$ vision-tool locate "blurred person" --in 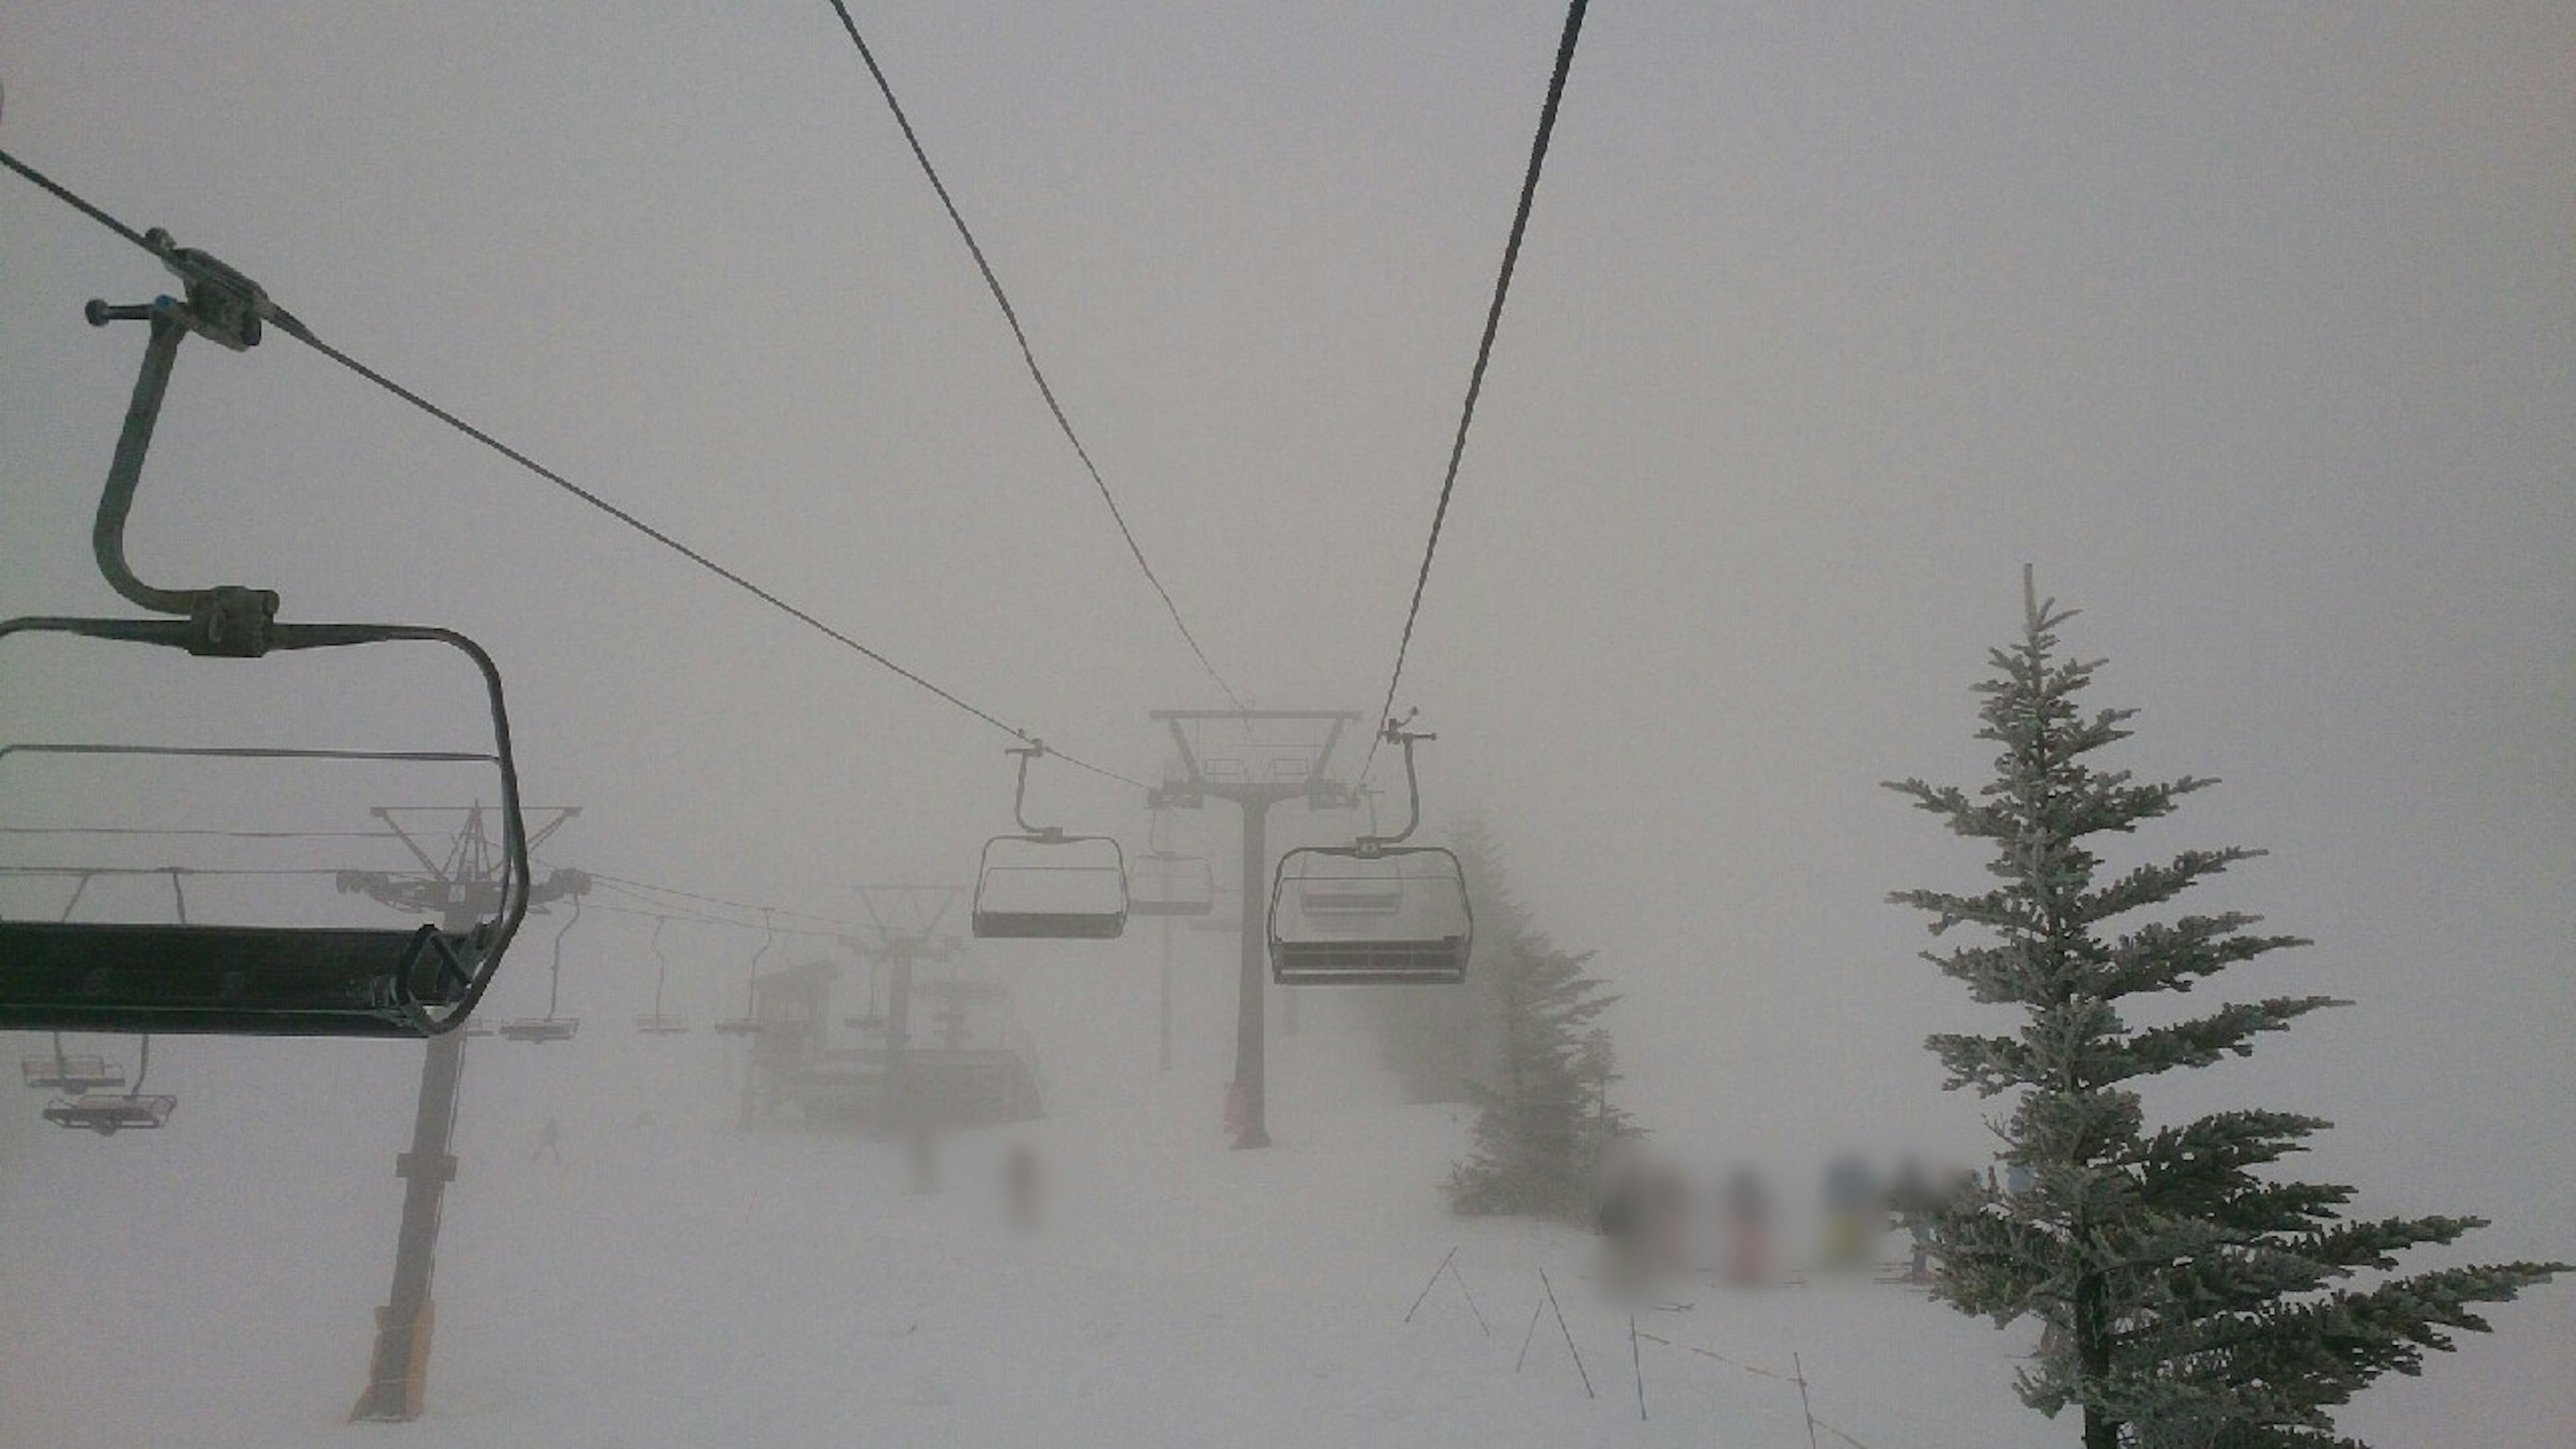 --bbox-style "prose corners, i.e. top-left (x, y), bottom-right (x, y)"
top-left (1596, 1150), bottom-right (1690, 1301)
top-left (1719, 1166), bottom-right (1772, 1287)
top-left (1818, 1155), bottom-right (1879, 1271)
